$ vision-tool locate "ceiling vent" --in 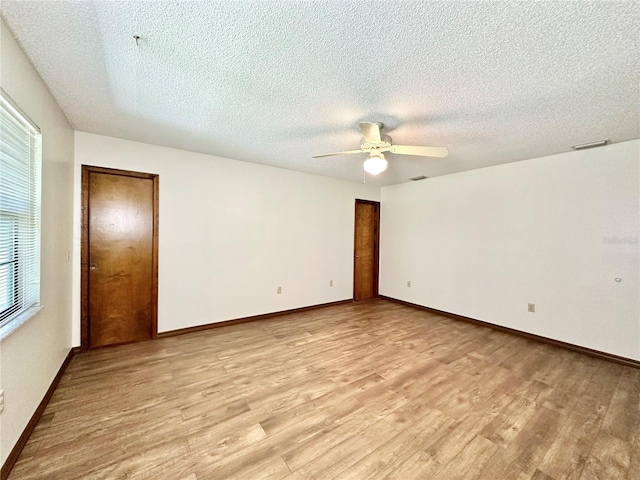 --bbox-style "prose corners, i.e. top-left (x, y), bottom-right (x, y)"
top-left (571, 139), bottom-right (609, 150)
top-left (410, 175), bottom-right (428, 181)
